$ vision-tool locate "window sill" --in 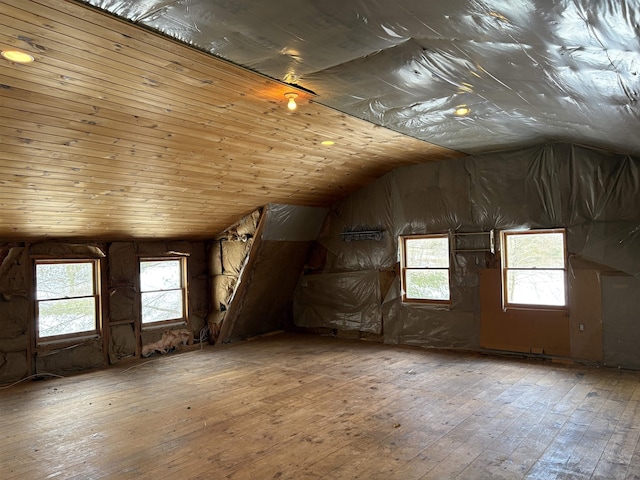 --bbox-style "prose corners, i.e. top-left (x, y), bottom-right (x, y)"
top-left (502, 304), bottom-right (568, 314)
top-left (36, 333), bottom-right (100, 349)
top-left (141, 320), bottom-right (188, 330)
top-left (402, 300), bottom-right (451, 310)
